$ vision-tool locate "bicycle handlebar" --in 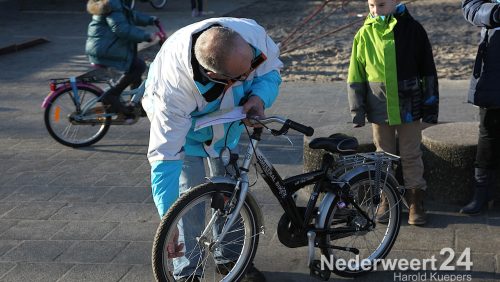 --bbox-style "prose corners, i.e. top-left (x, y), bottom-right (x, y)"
top-left (154, 20), bottom-right (167, 45)
top-left (248, 116), bottom-right (314, 137)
